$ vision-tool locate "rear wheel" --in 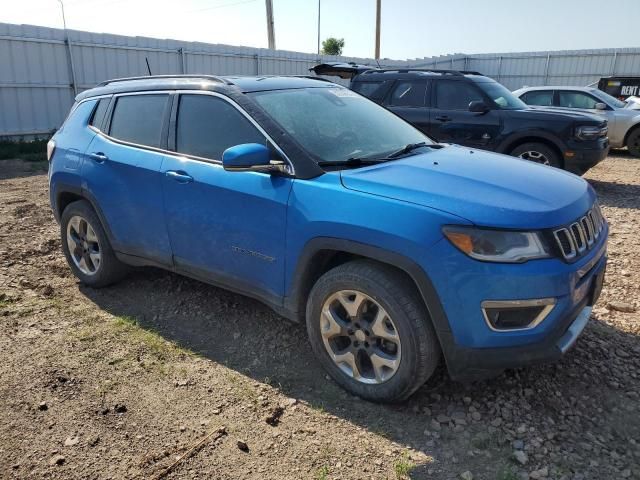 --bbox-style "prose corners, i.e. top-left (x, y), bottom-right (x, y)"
top-left (510, 142), bottom-right (561, 168)
top-left (306, 260), bottom-right (441, 403)
top-left (626, 128), bottom-right (640, 157)
top-left (61, 200), bottom-right (128, 287)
